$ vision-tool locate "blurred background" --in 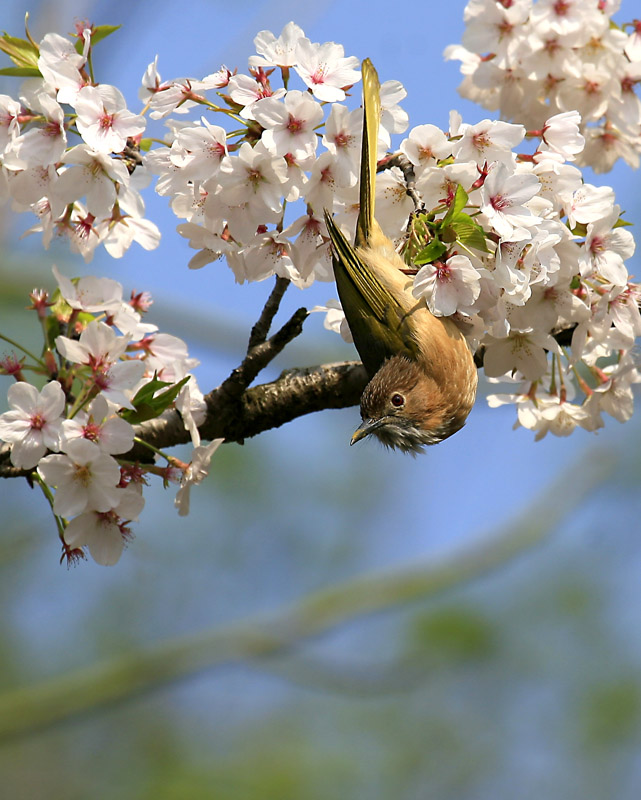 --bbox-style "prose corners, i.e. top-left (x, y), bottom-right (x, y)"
top-left (1, 0), bottom-right (641, 798)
